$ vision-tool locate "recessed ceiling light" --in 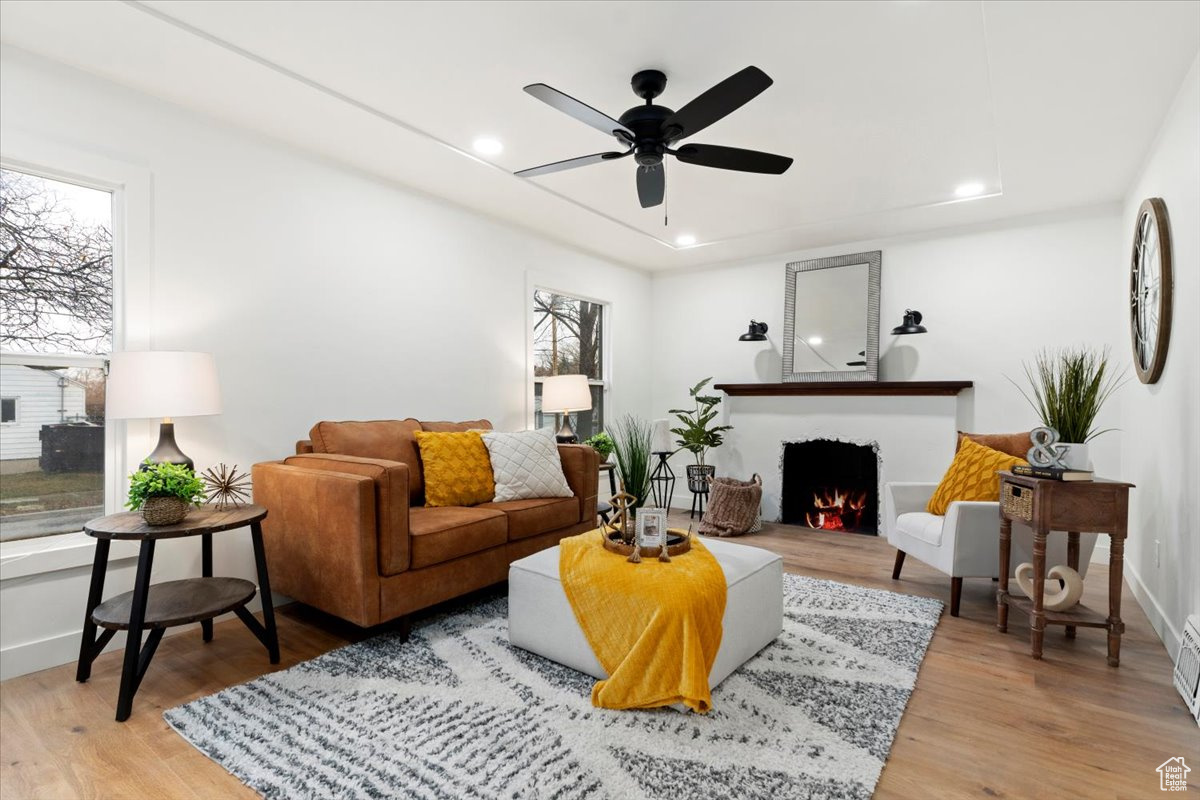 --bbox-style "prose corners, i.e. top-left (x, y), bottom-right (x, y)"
top-left (807, 336), bottom-right (823, 345)
top-left (954, 181), bottom-right (986, 199)
top-left (472, 136), bottom-right (503, 156)
top-left (675, 234), bottom-right (697, 247)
